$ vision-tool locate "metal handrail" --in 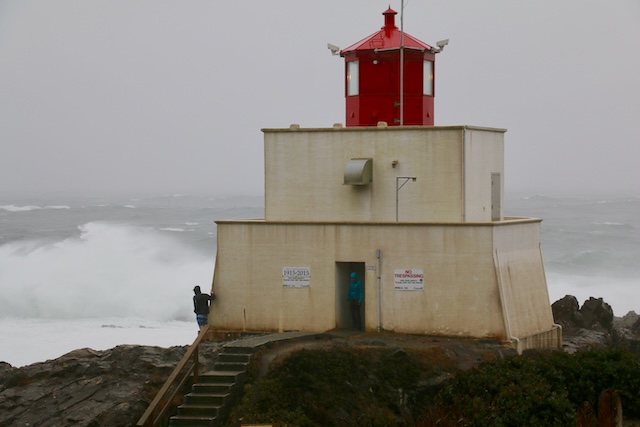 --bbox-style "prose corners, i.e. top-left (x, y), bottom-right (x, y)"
top-left (136, 324), bottom-right (211, 427)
